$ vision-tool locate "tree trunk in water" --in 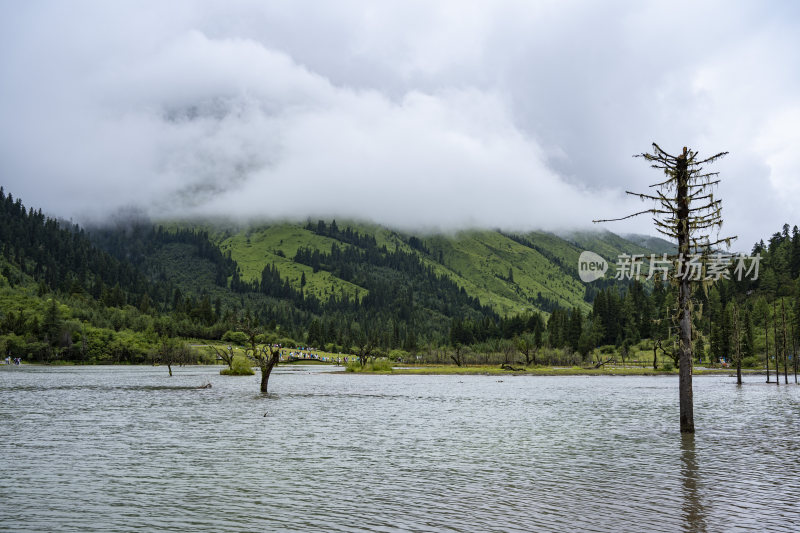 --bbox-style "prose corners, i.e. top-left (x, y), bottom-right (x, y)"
top-left (736, 356), bottom-right (741, 385)
top-left (792, 321), bottom-right (798, 384)
top-left (765, 310), bottom-right (770, 383)
top-left (773, 301), bottom-right (780, 386)
top-left (168, 363), bottom-right (172, 377)
top-left (708, 315), bottom-right (713, 367)
top-left (260, 361), bottom-right (276, 393)
top-left (781, 299), bottom-right (789, 384)
top-left (675, 151), bottom-right (694, 433)
top-left (678, 276), bottom-right (694, 432)
top-left (653, 340), bottom-right (659, 370)
top-left (733, 304), bottom-right (741, 386)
